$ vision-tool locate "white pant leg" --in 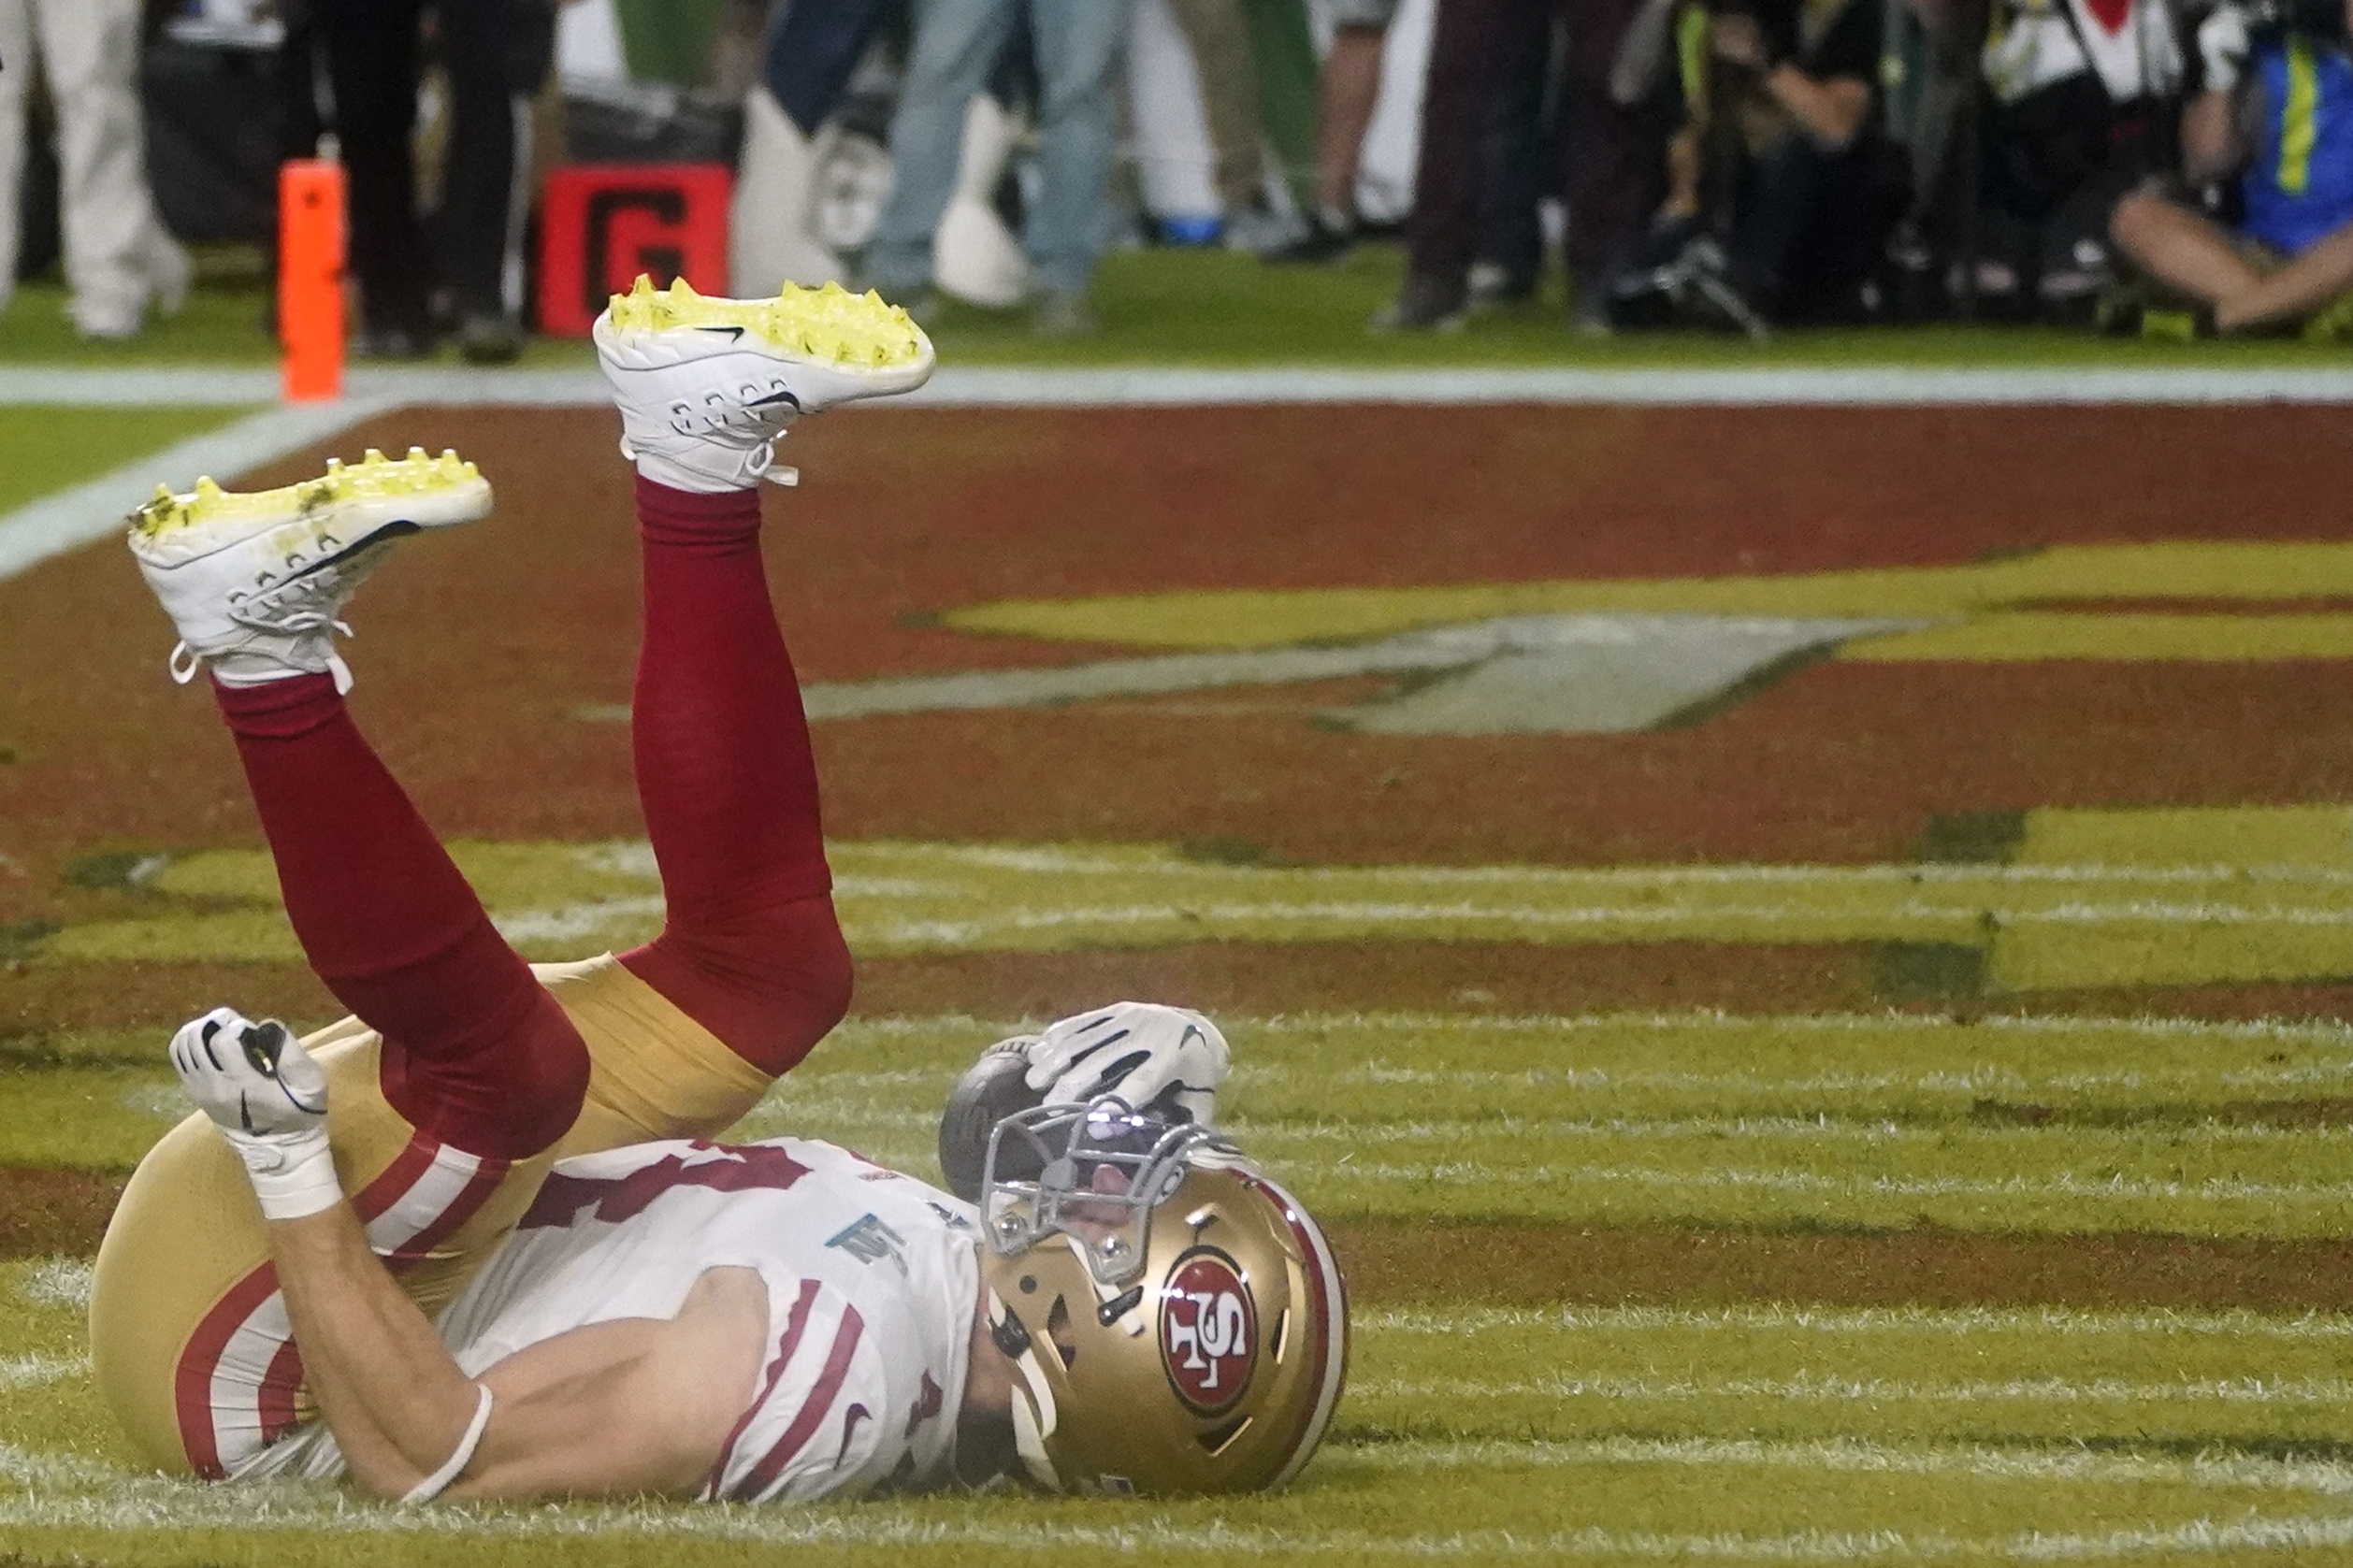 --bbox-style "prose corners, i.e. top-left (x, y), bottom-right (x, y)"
top-left (36, 0), bottom-right (180, 333)
top-left (0, 0), bottom-right (31, 321)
